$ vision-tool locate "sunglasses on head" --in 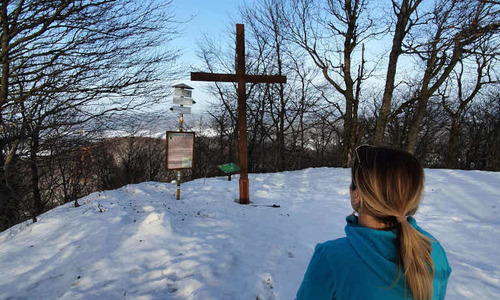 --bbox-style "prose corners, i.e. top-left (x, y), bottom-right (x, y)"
top-left (354, 144), bottom-right (371, 166)
top-left (351, 145), bottom-right (372, 190)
